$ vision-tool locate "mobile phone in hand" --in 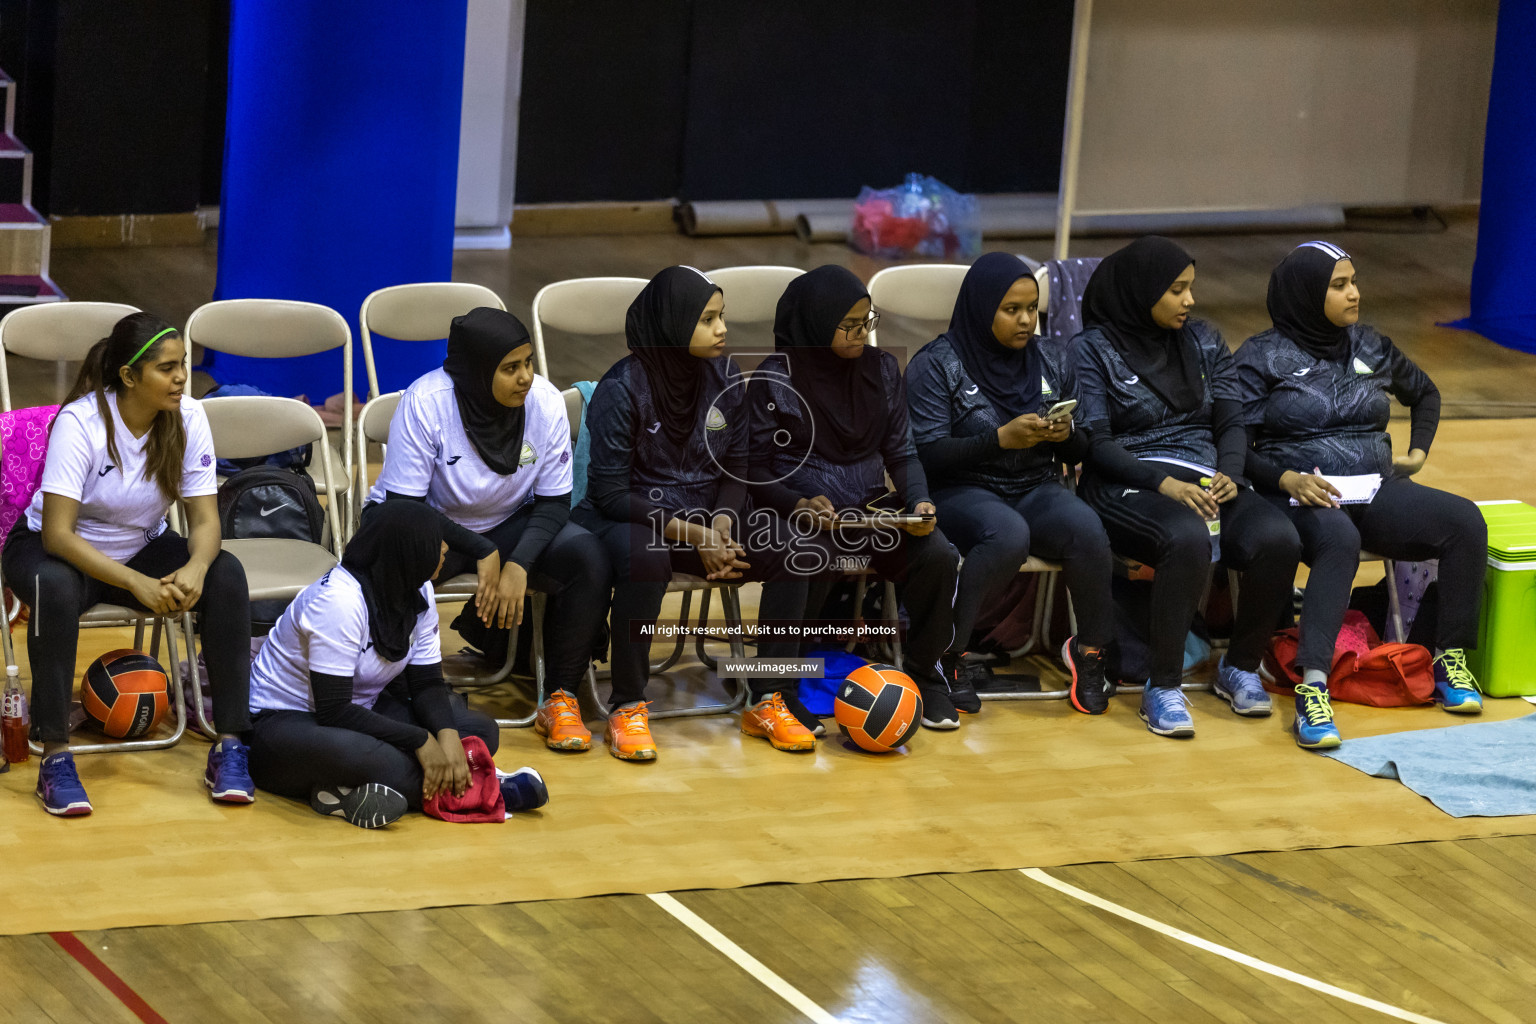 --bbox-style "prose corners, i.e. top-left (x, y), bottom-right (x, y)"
top-left (1045, 399), bottom-right (1077, 421)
